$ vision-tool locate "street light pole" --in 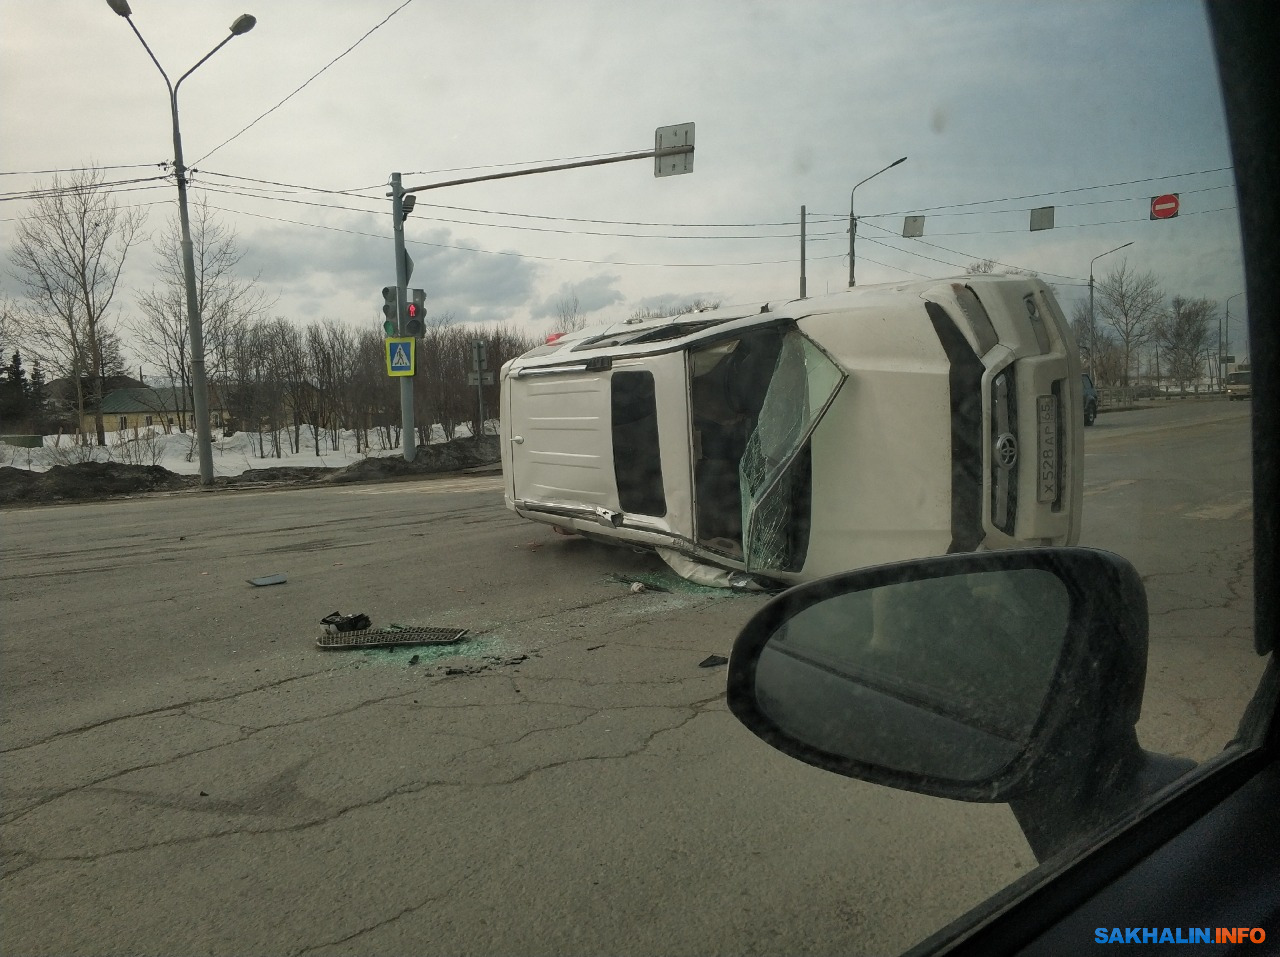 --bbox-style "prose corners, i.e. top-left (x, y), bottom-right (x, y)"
top-left (1088, 241), bottom-right (1134, 378)
top-left (107, 2), bottom-right (256, 487)
top-left (848, 156), bottom-right (907, 287)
